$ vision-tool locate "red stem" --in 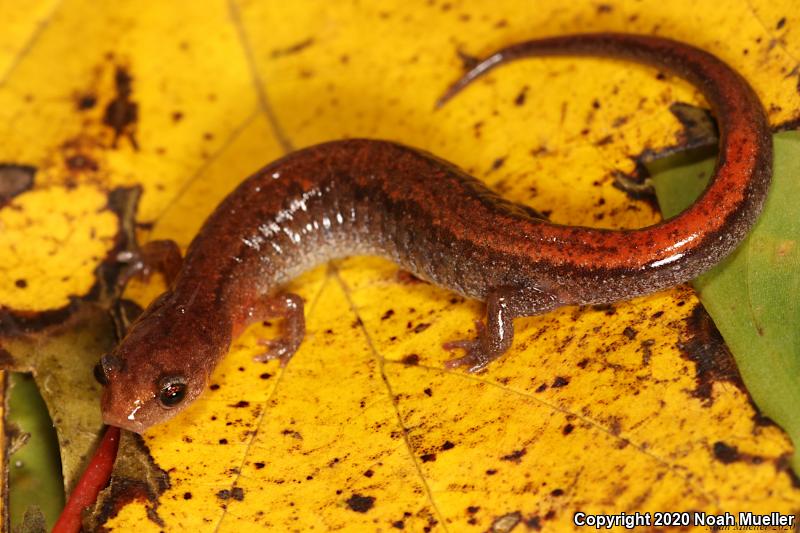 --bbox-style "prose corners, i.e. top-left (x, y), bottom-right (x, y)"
top-left (52, 425), bottom-right (120, 533)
